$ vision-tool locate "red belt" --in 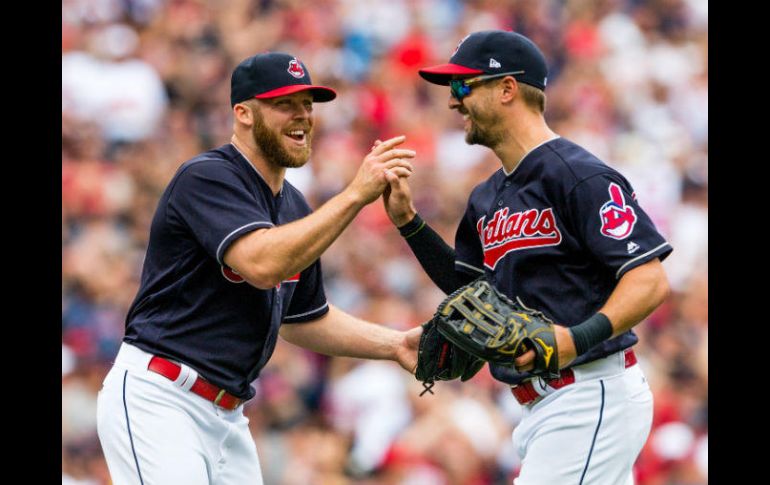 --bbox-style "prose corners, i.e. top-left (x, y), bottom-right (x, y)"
top-left (148, 356), bottom-right (243, 410)
top-left (511, 349), bottom-right (637, 405)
